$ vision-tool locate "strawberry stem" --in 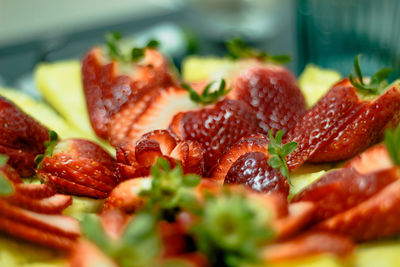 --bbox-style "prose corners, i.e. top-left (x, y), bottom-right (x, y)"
top-left (349, 54), bottom-right (392, 95)
top-left (384, 124), bottom-right (400, 166)
top-left (225, 38), bottom-right (291, 64)
top-left (267, 129), bottom-right (297, 179)
top-left (182, 79), bottom-right (231, 106)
